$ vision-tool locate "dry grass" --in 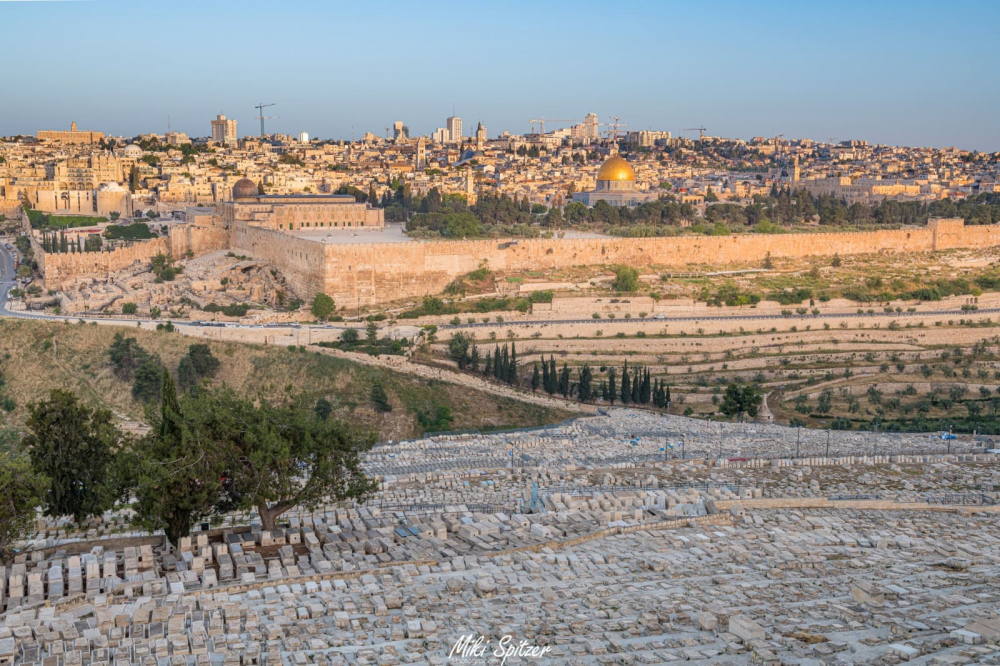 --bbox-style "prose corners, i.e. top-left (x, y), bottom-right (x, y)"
top-left (0, 319), bottom-right (570, 440)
